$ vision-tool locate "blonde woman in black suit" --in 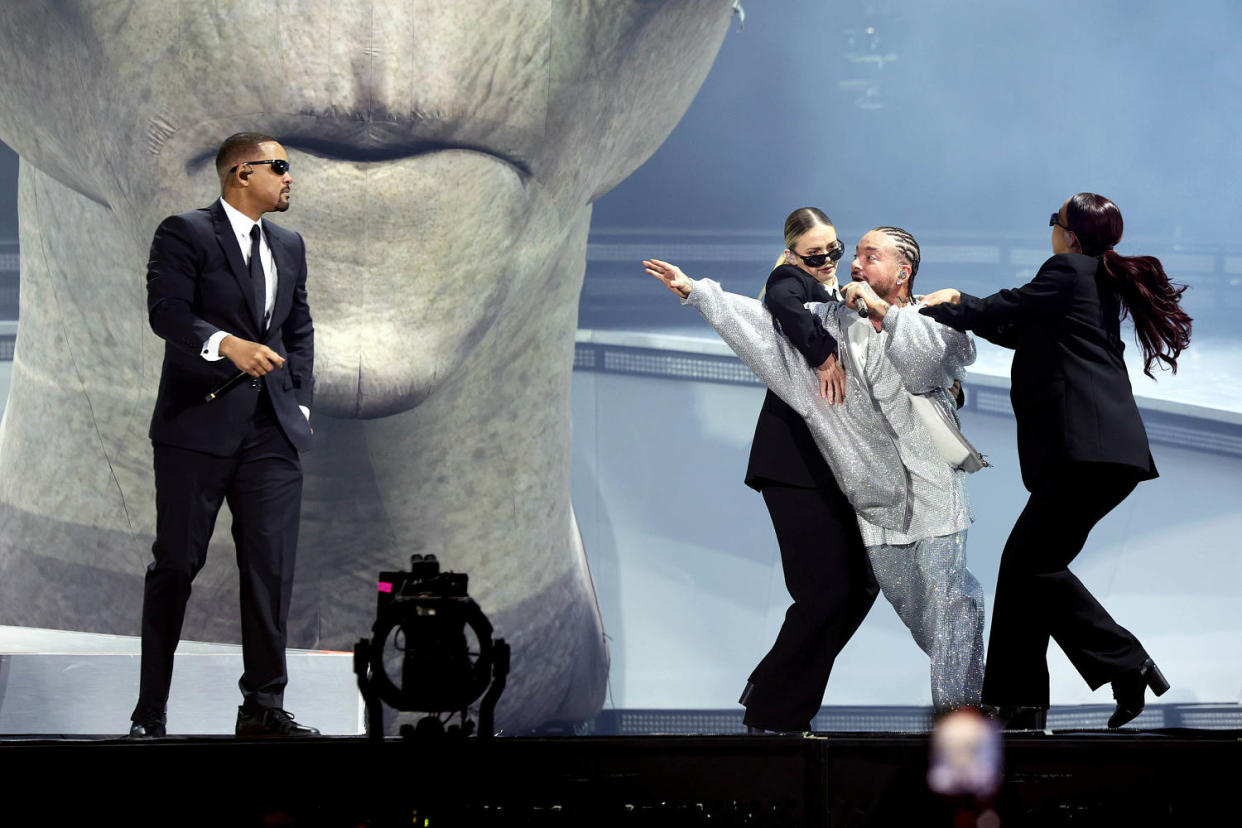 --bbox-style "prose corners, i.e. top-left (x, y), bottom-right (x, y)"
top-left (703, 207), bottom-right (878, 733)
